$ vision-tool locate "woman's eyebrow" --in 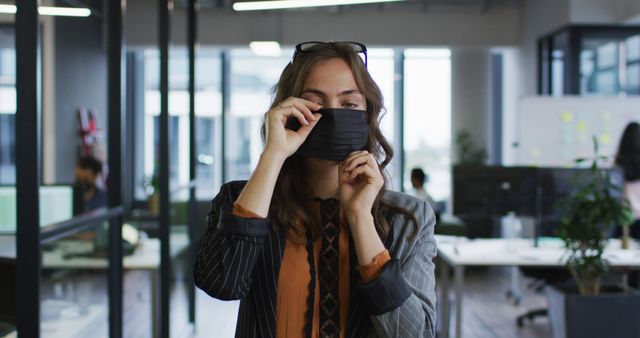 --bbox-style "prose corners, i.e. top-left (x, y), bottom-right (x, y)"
top-left (301, 88), bottom-right (363, 97)
top-left (338, 89), bottom-right (363, 96)
top-left (301, 88), bottom-right (326, 96)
